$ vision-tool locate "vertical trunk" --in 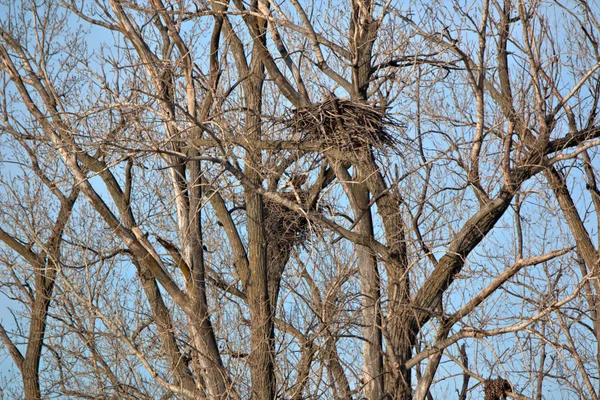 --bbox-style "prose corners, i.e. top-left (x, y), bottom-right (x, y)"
top-left (384, 318), bottom-right (415, 400)
top-left (244, 34), bottom-right (276, 396)
top-left (330, 161), bottom-right (384, 398)
top-left (354, 173), bottom-right (384, 400)
top-left (353, 152), bottom-right (412, 399)
top-left (186, 150), bottom-right (231, 398)
top-left (349, 0), bottom-right (410, 379)
top-left (535, 325), bottom-right (547, 400)
top-left (22, 279), bottom-right (51, 400)
top-left (246, 188), bottom-right (276, 399)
